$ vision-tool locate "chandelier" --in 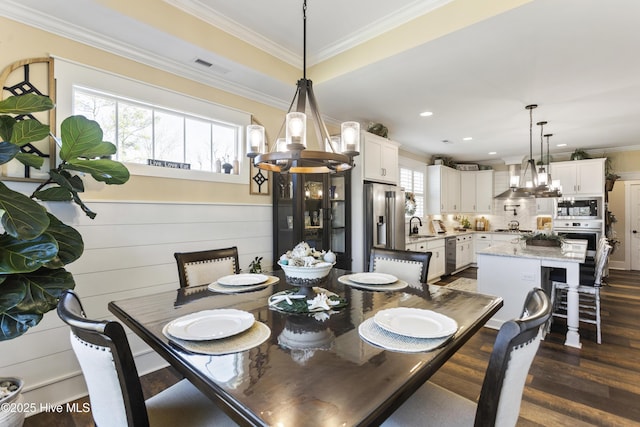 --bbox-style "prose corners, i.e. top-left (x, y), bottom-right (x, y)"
top-left (246, 0), bottom-right (360, 174)
top-left (496, 104), bottom-right (561, 199)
